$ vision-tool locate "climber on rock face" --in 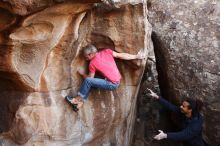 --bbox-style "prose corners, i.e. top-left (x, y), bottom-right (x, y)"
top-left (147, 88), bottom-right (205, 146)
top-left (65, 44), bottom-right (145, 110)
